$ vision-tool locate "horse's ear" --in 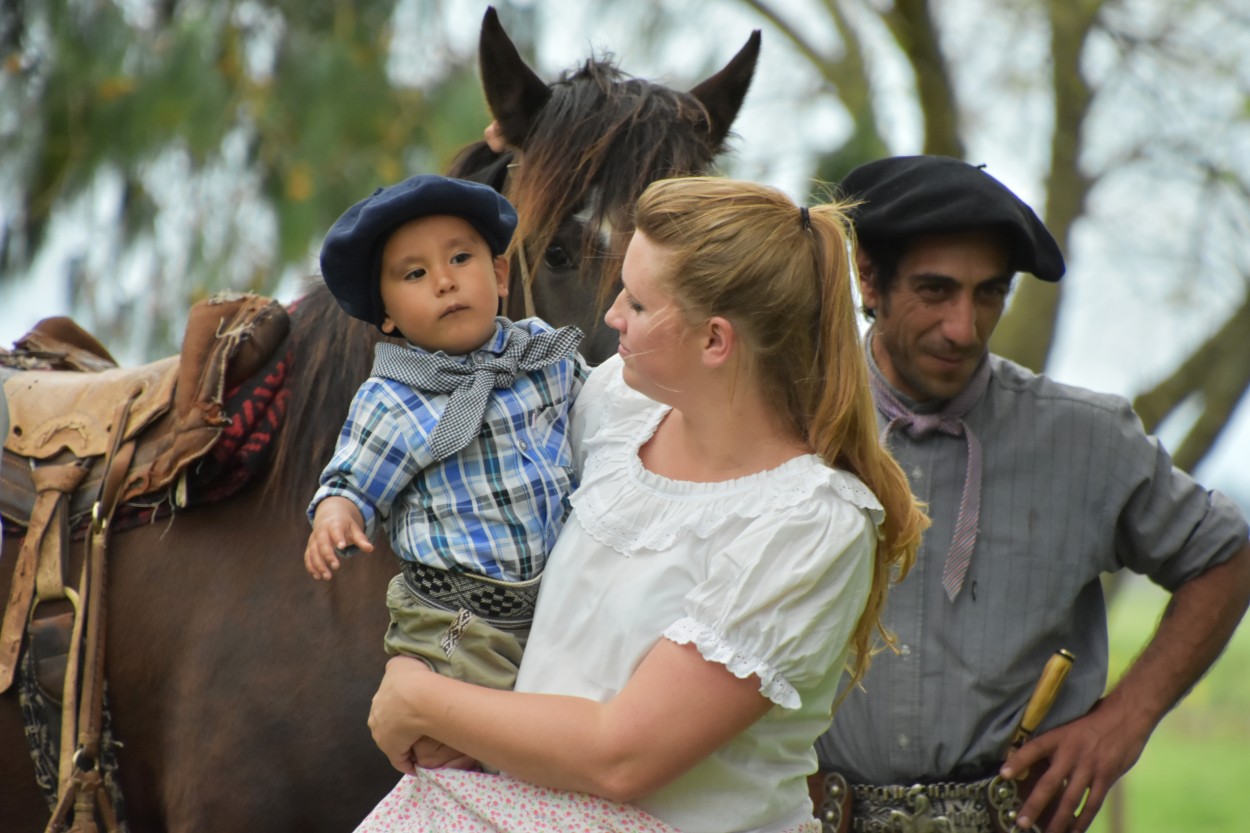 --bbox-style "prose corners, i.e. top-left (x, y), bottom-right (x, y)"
top-left (689, 30), bottom-right (762, 150)
top-left (479, 6), bottom-right (551, 149)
